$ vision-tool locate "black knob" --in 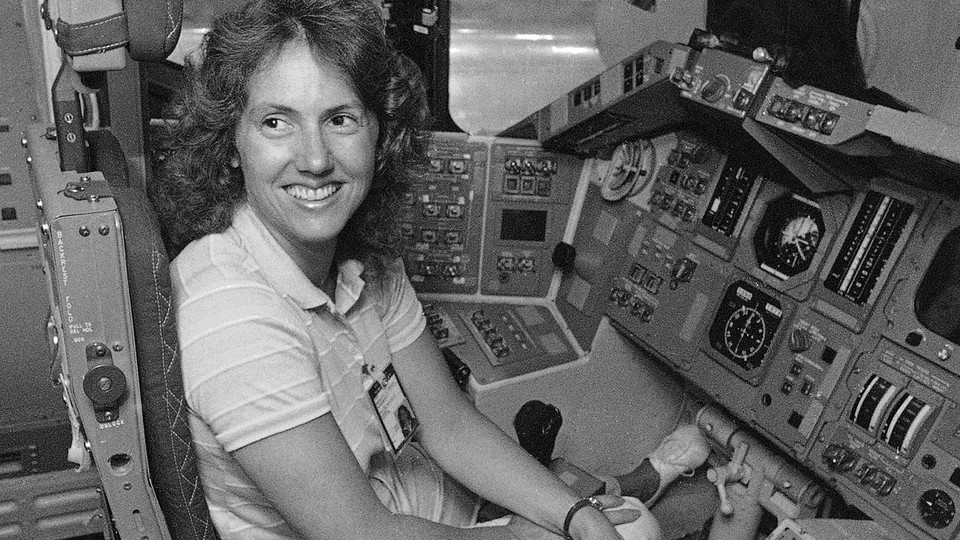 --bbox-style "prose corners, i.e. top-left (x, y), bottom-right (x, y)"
top-left (514, 400), bottom-right (562, 466)
top-left (82, 364), bottom-right (128, 409)
top-left (552, 242), bottom-right (576, 269)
